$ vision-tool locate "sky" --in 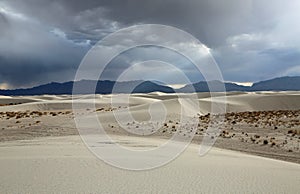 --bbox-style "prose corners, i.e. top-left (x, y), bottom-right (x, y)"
top-left (0, 0), bottom-right (300, 89)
